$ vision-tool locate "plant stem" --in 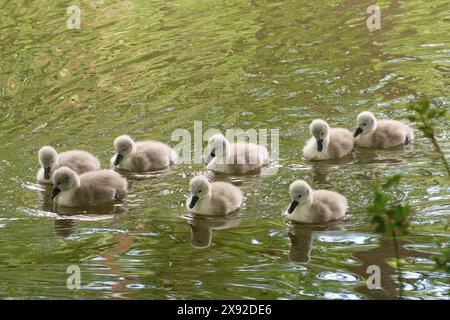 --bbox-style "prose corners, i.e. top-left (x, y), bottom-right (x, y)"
top-left (430, 135), bottom-right (450, 176)
top-left (421, 117), bottom-right (450, 176)
top-left (392, 231), bottom-right (403, 299)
